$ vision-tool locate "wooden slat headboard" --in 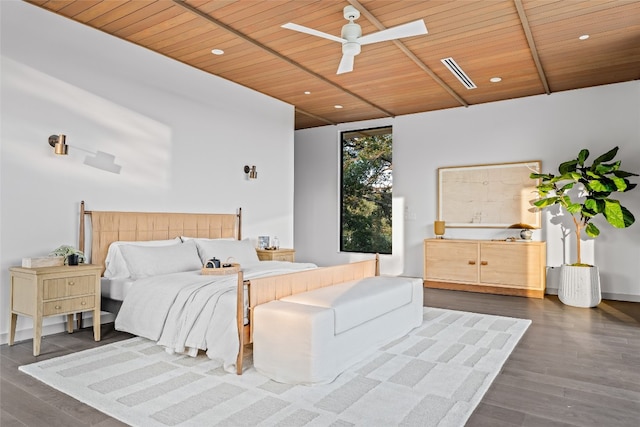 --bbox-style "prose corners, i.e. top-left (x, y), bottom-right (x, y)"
top-left (79, 201), bottom-right (241, 274)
